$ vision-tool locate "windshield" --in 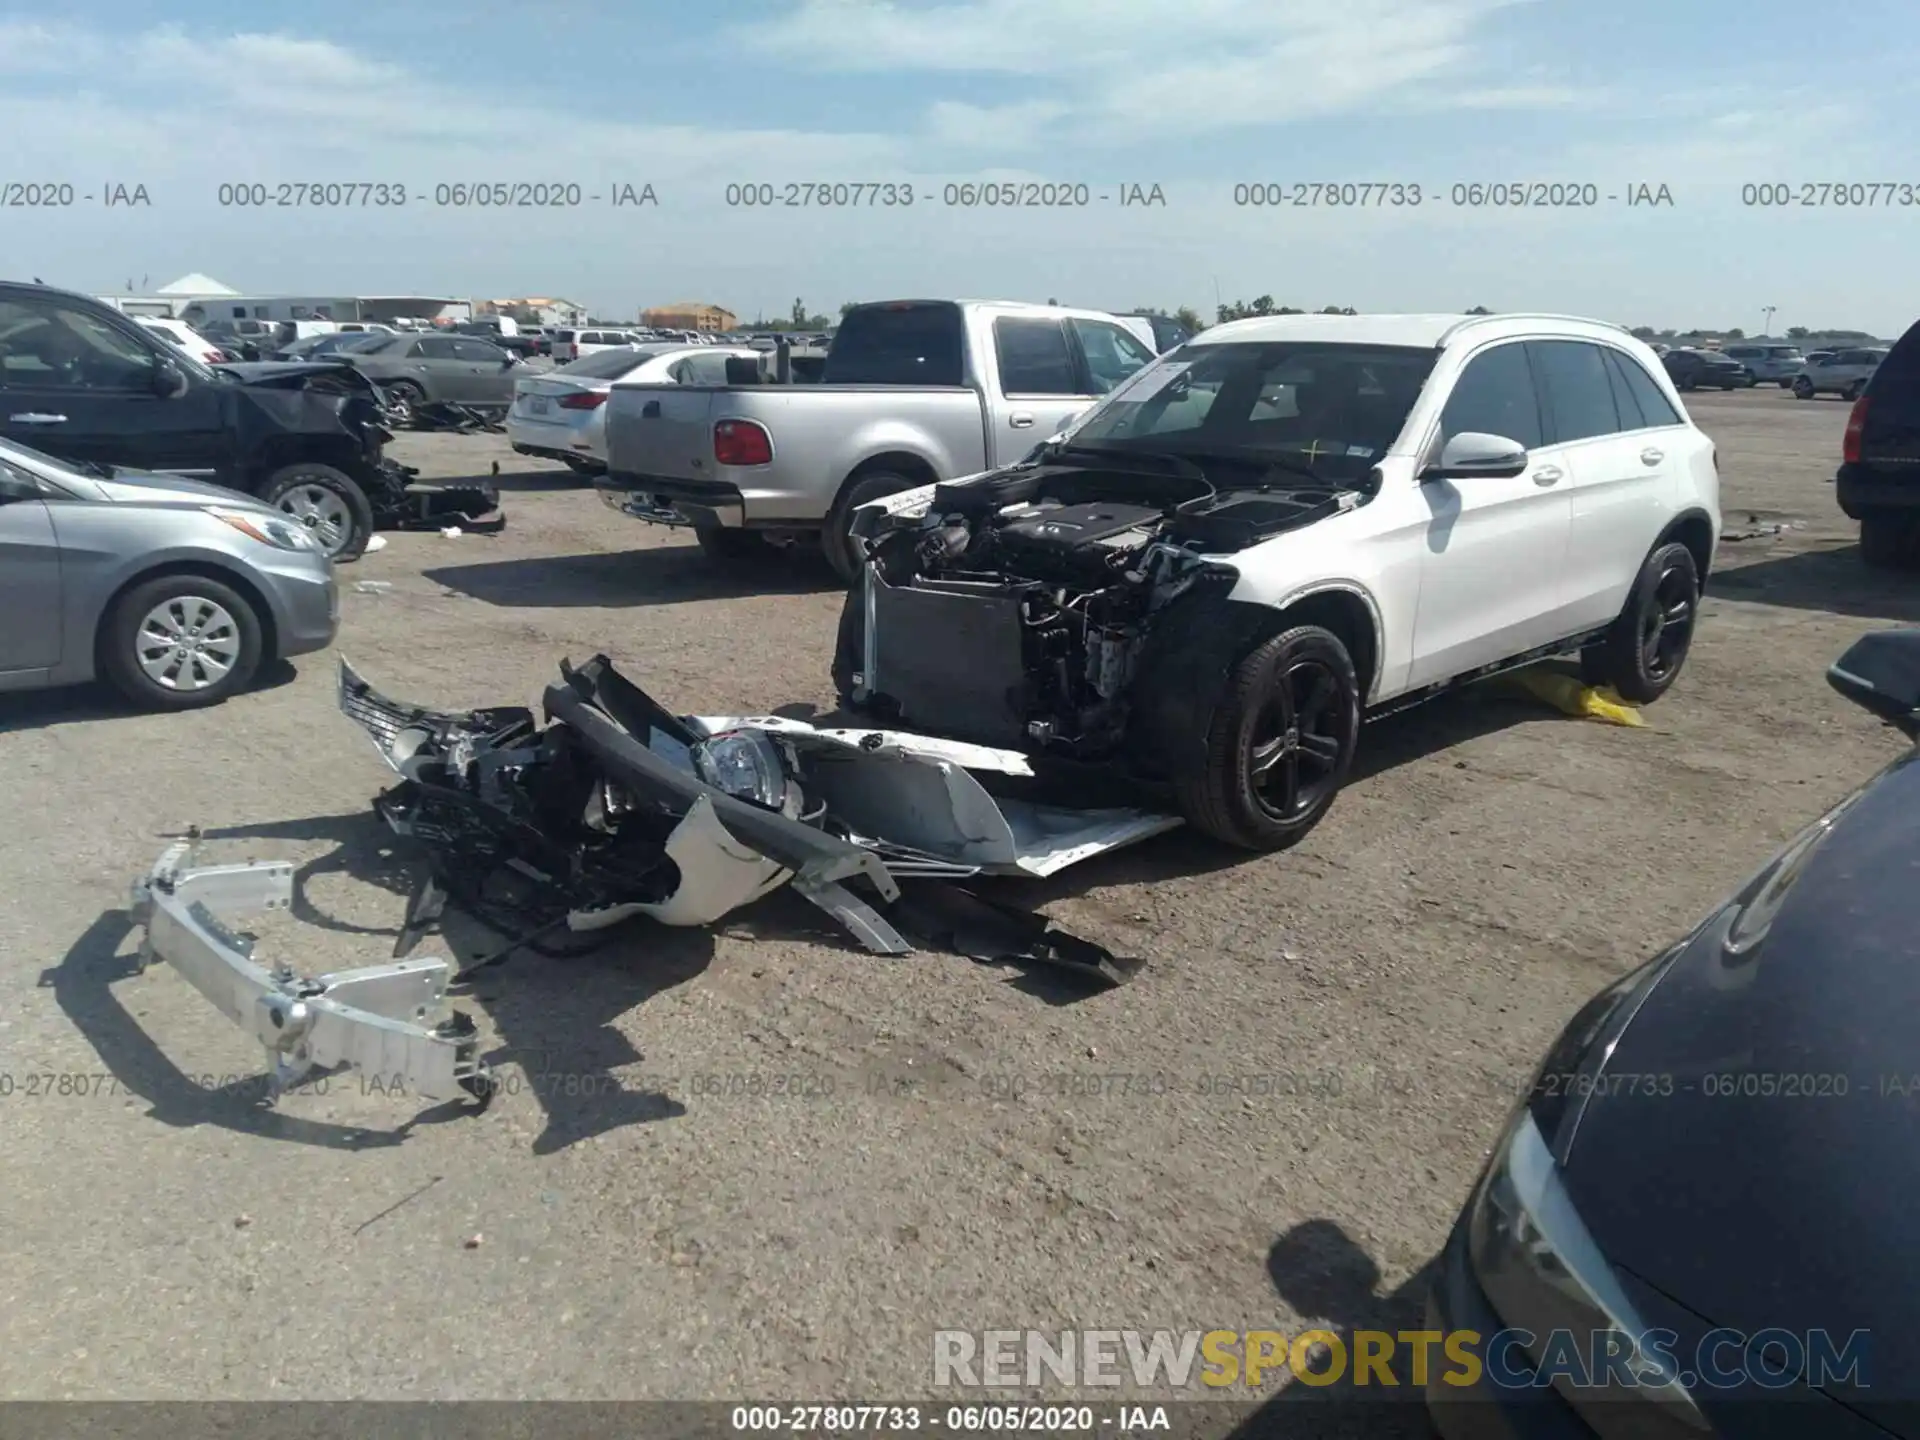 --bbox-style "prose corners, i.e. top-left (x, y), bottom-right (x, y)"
top-left (0, 434), bottom-right (105, 487)
top-left (1060, 341), bottom-right (1439, 477)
